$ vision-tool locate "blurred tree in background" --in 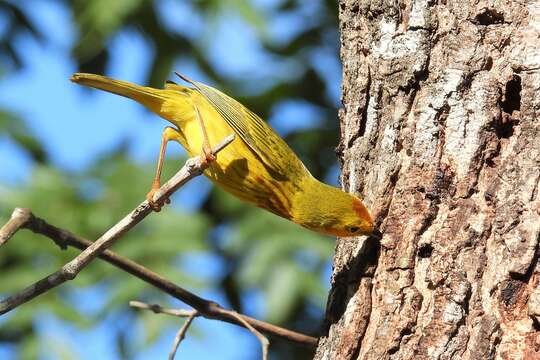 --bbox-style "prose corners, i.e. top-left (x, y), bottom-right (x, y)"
top-left (0, 0), bottom-right (341, 359)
